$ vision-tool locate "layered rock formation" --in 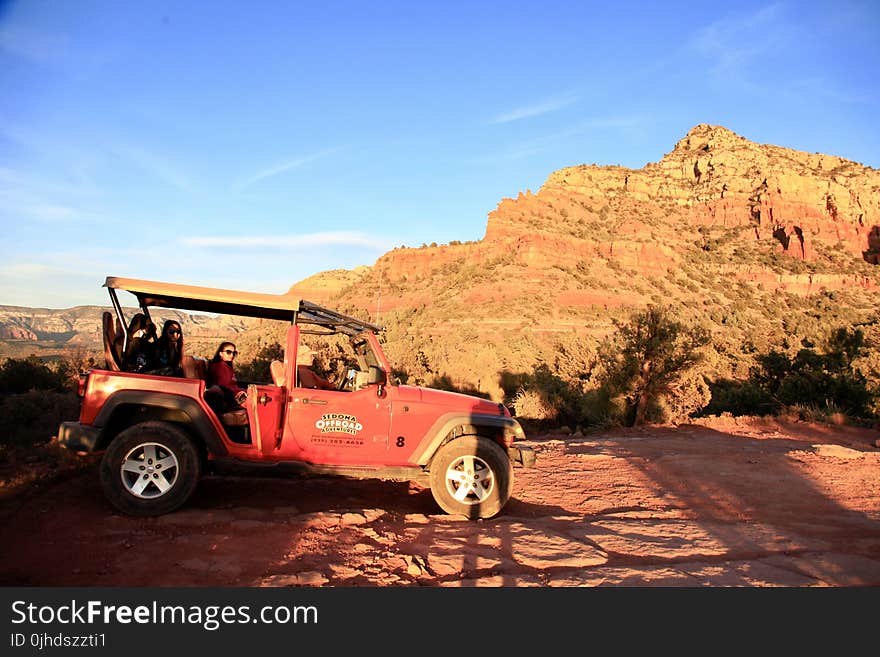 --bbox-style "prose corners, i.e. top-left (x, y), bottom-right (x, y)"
top-left (285, 125), bottom-right (879, 322)
top-left (534, 124), bottom-right (880, 263)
